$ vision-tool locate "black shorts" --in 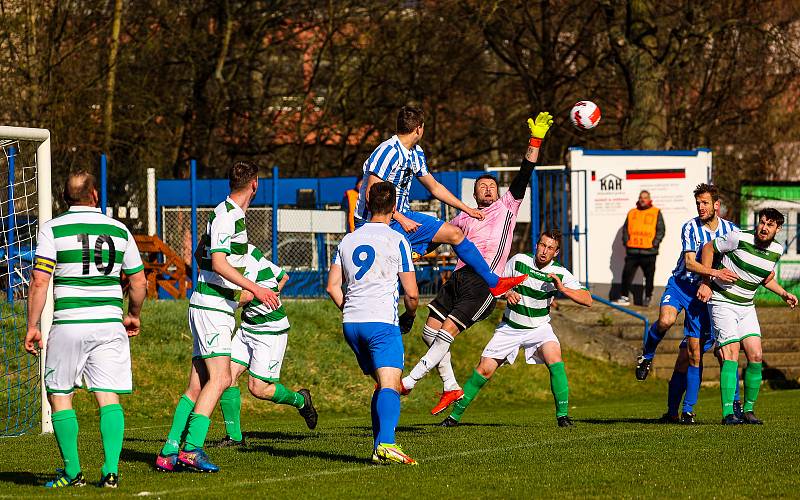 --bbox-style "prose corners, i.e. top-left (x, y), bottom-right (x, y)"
top-left (428, 267), bottom-right (497, 332)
